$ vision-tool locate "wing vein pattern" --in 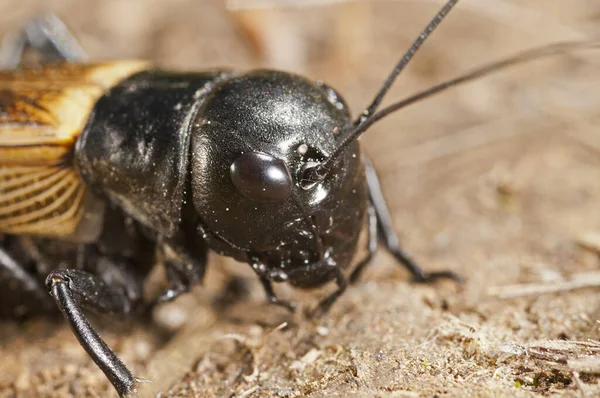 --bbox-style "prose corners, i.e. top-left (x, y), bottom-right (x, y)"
top-left (0, 61), bottom-right (150, 237)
